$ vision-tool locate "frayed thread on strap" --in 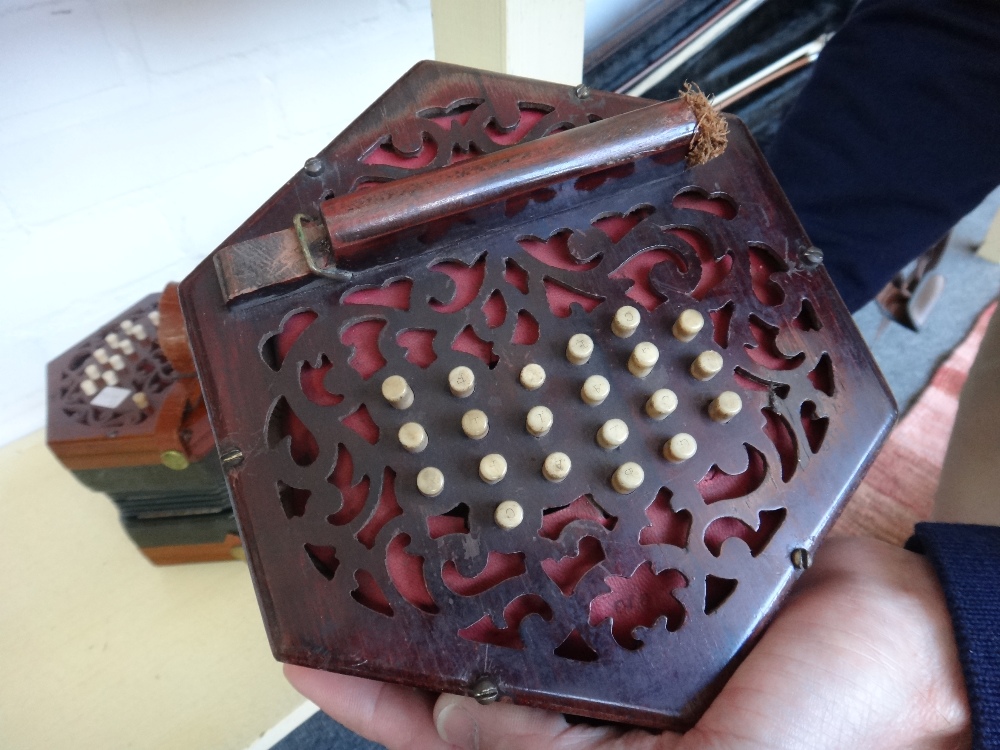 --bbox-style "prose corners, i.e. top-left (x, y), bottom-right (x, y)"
top-left (681, 82), bottom-right (728, 167)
